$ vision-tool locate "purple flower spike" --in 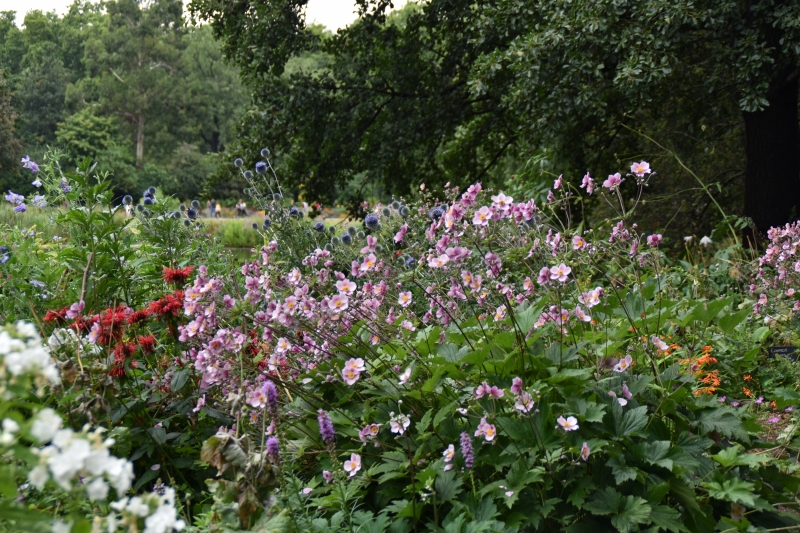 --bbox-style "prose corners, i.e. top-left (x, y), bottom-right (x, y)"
top-left (318, 409), bottom-right (335, 444)
top-left (266, 436), bottom-right (281, 460)
top-left (460, 432), bottom-right (474, 469)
